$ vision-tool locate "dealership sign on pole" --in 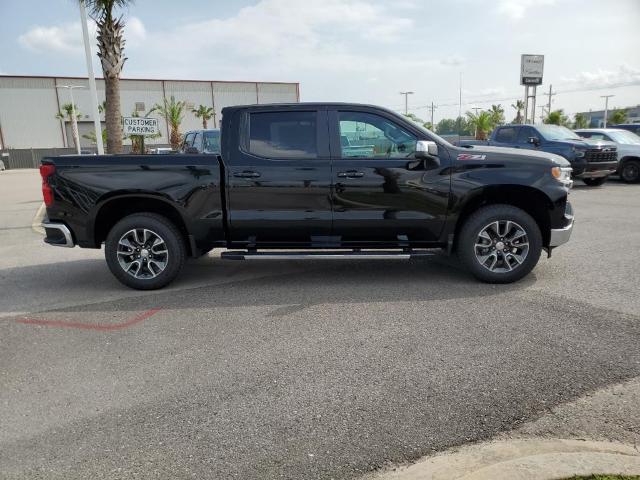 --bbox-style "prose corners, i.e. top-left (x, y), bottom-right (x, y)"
top-left (520, 54), bottom-right (544, 86)
top-left (123, 117), bottom-right (159, 136)
top-left (520, 54), bottom-right (544, 125)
